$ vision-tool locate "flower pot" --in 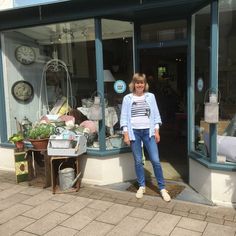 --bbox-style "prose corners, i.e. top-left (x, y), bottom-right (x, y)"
top-left (29, 138), bottom-right (49, 150)
top-left (15, 141), bottom-right (24, 152)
